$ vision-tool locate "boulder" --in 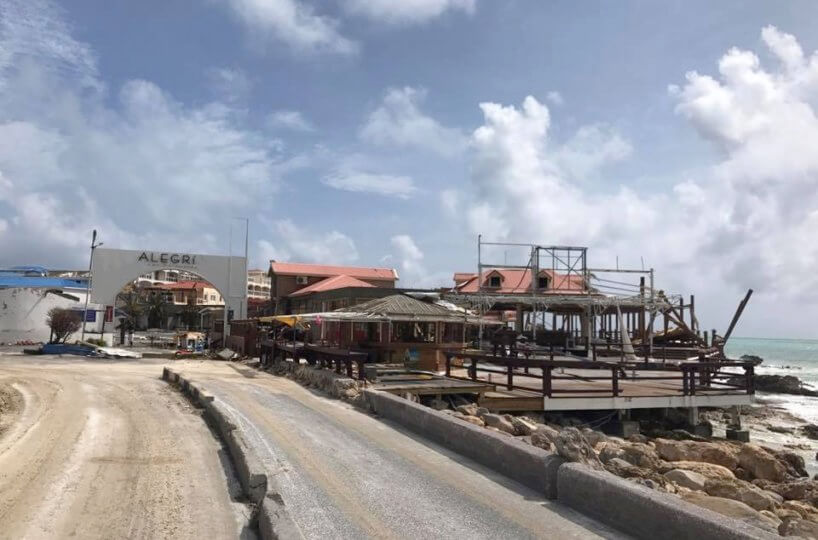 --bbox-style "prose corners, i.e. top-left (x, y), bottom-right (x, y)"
top-left (460, 415), bottom-right (485, 427)
top-left (658, 460), bottom-right (736, 480)
top-left (778, 450), bottom-right (809, 478)
top-left (597, 441), bottom-right (626, 464)
top-left (654, 438), bottom-right (739, 470)
top-left (608, 458), bottom-right (634, 470)
top-left (533, 423), bottom-right (561, 442)
top-left (780, 517), bottom-right (818, 538)
top-left (456, 403), bottom-right (479, 416)
top-left (553, 427), bottom-right (604, 470)
top-left (782, 500), bottom-right (818, 522)
top-left (482, 413), bottom-right (516, 435)
top-left (704, 478), bottom-right (782, 511)
top-left (664, 469), bottom-right (707, 491)
top-left (739, 444), bottom-right (790, 482)
top-left (619, 442), bottom-right (662, 470)
top-left (485, 426), bottom-right (513, 437)
top-left (530, 431), bottom-right (554, 451)
top-left (681, 492), bottom-right (781, 532)
top-left (580, 428), bottom-right (608, 448)
top-left (510, 416), bottom-right (539, 436)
